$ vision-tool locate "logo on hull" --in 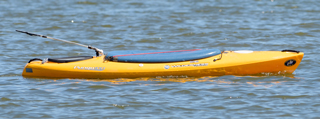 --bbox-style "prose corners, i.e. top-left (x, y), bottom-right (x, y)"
top-left (284, 59), bottom-right (296, 66)
top-left (74, 66), bottom-right (105, 71)
top-left (164, 63), bottom-right (208, 69)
